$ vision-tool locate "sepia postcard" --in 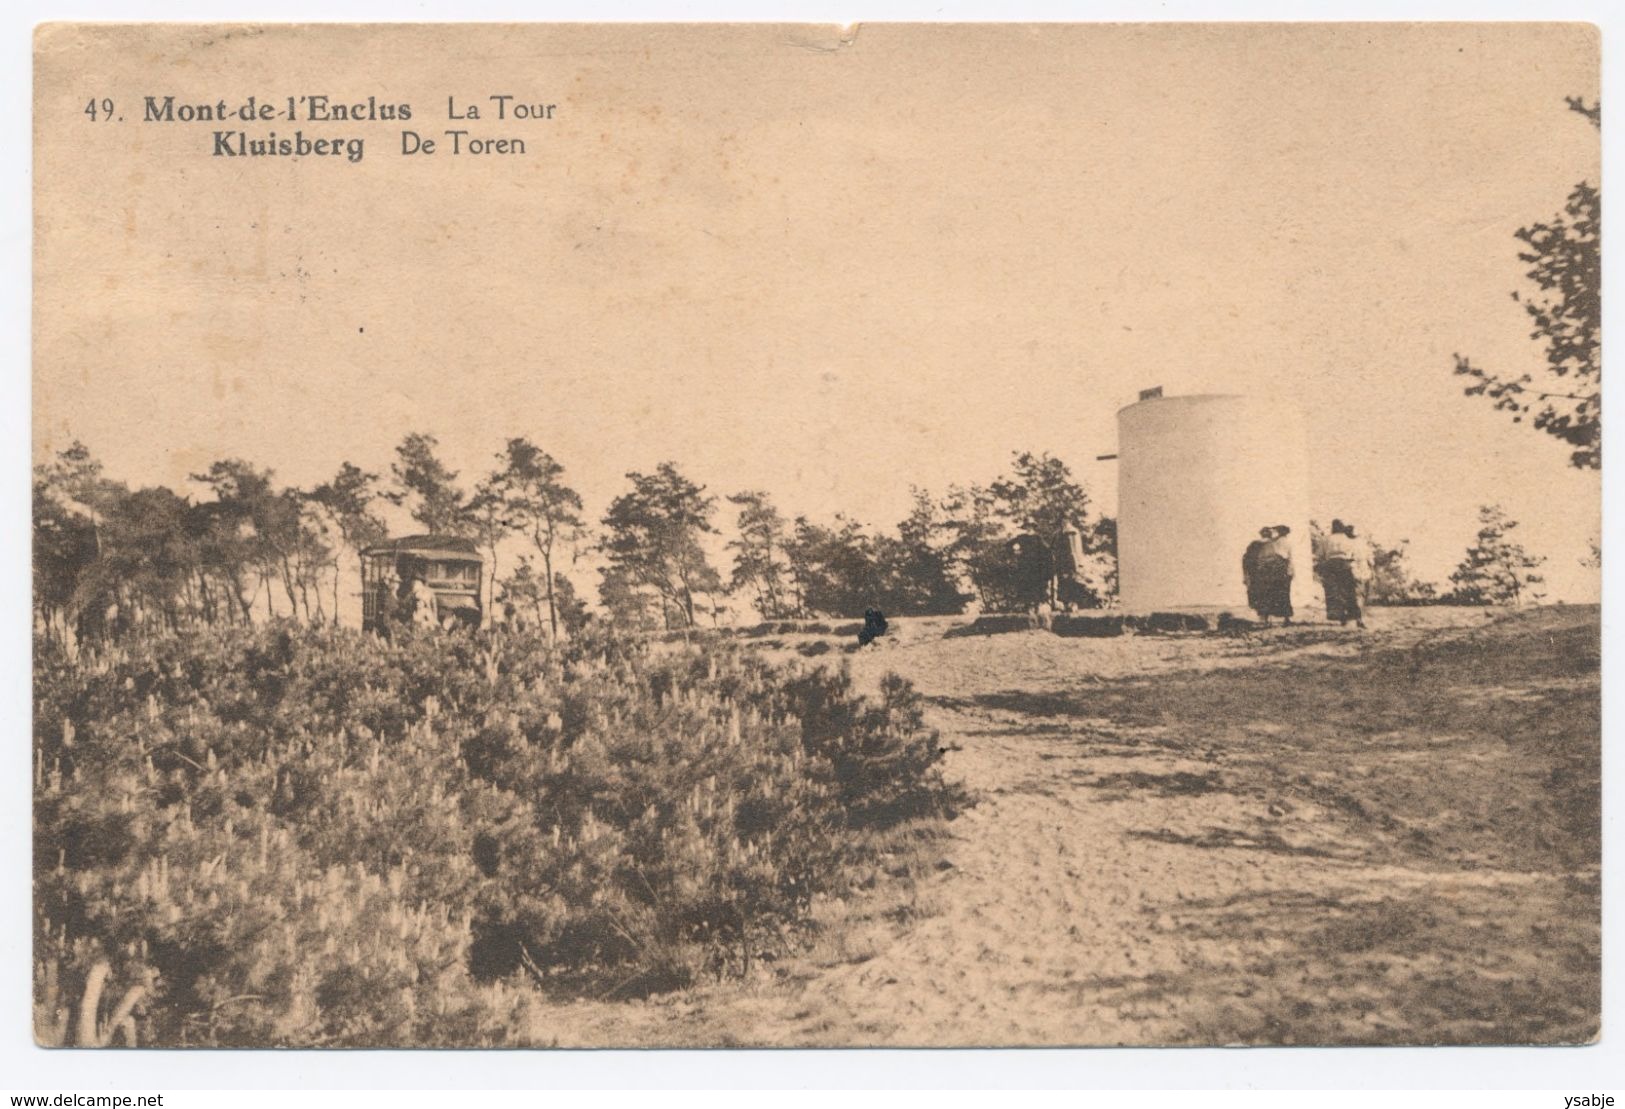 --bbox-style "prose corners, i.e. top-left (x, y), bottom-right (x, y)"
top-left (31, 22), bottom-right (1600, 1049)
